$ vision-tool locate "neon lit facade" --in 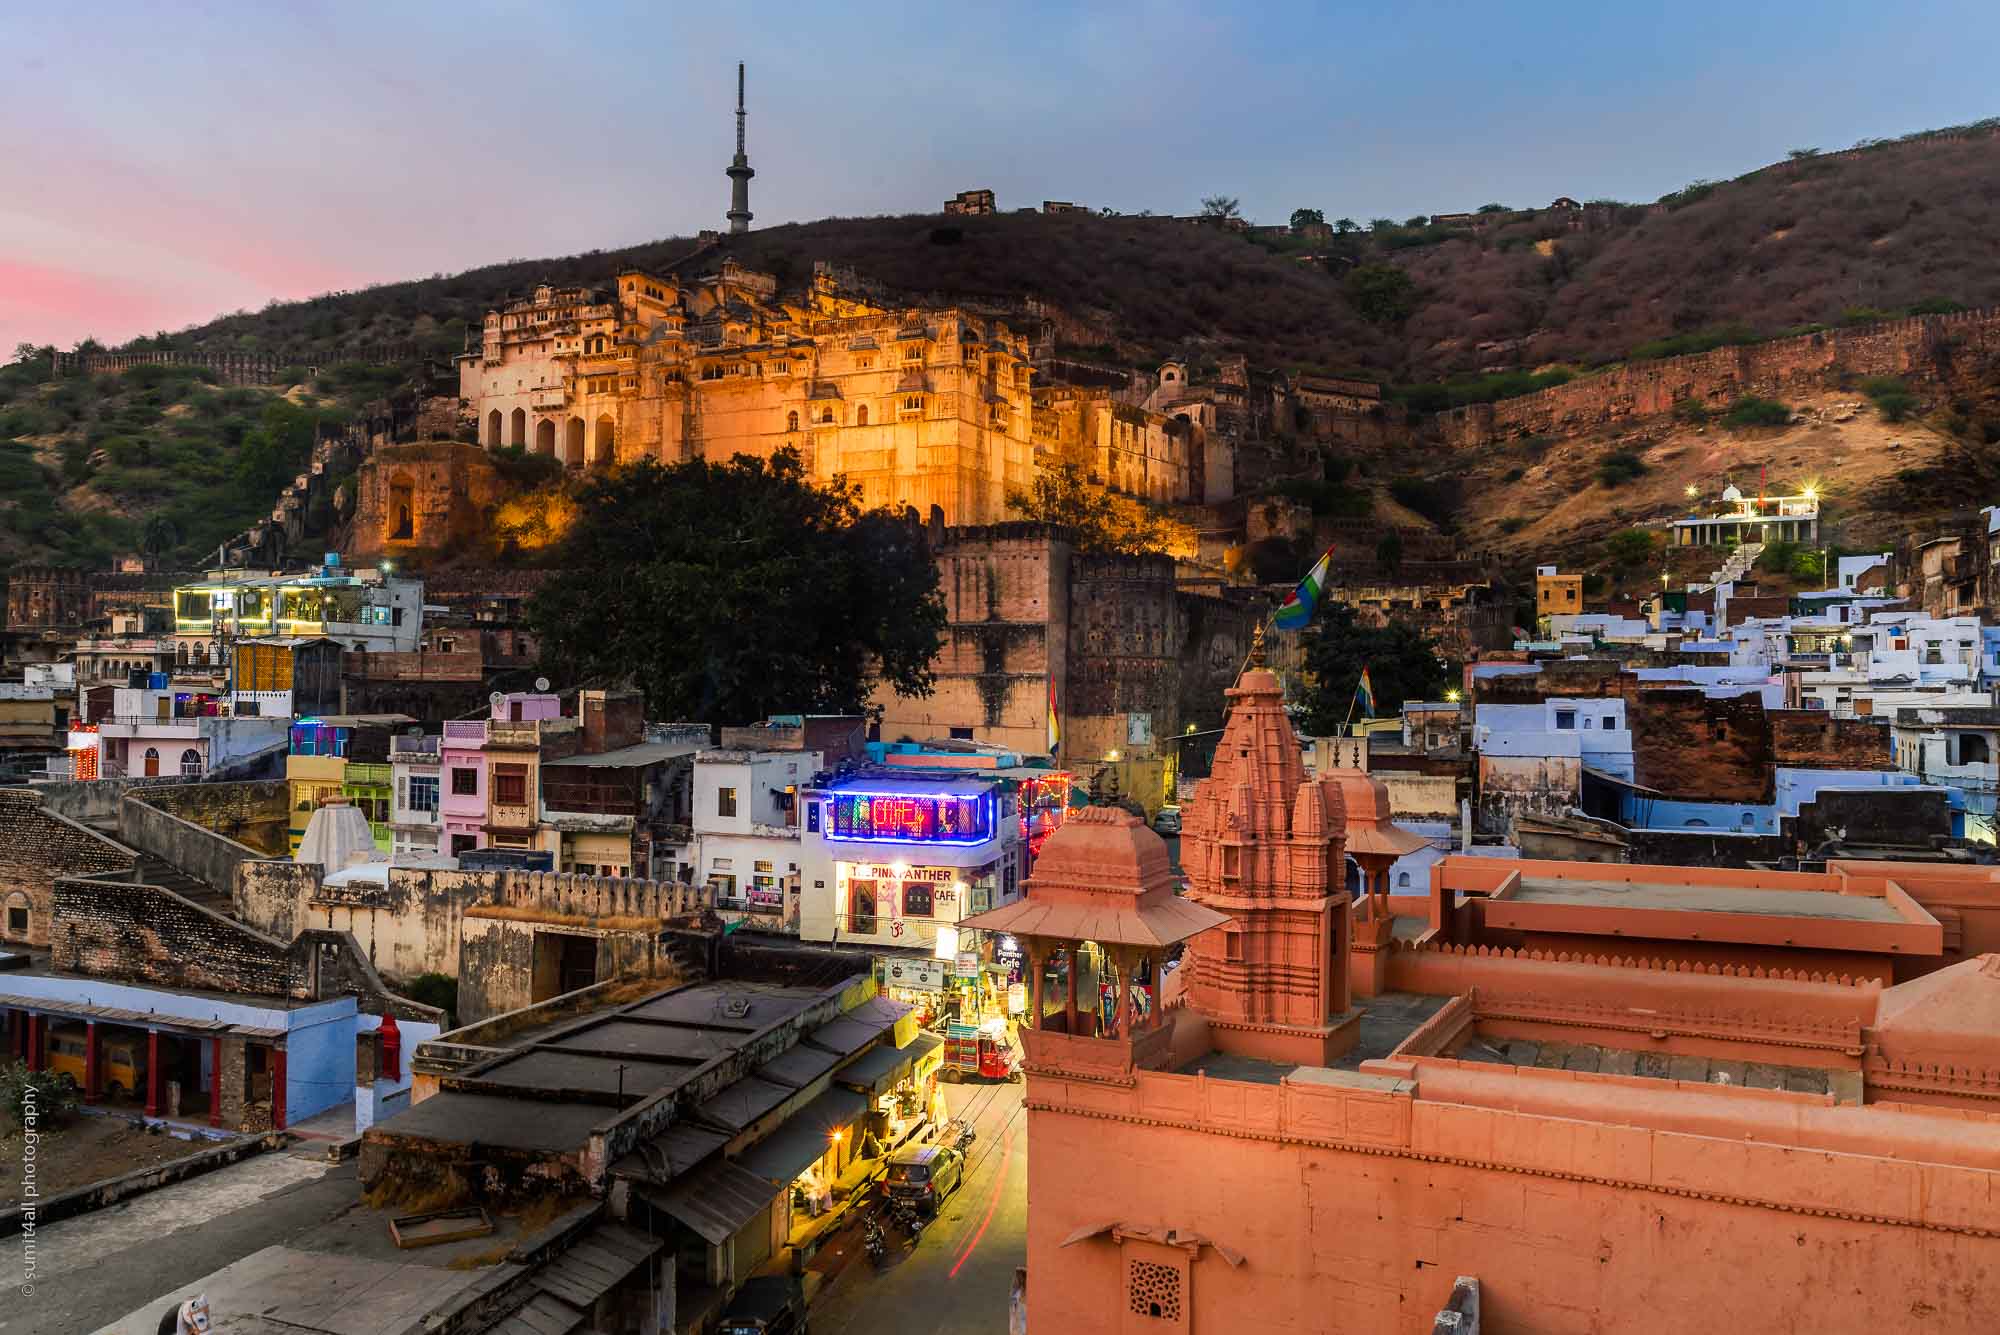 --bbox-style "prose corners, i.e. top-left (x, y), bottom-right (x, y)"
top-left (824, 790), bottom-right (995, 845)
